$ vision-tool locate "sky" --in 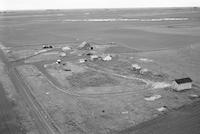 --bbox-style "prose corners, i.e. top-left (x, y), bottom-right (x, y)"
top-left (1, 0), bottom-right (200, 10)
